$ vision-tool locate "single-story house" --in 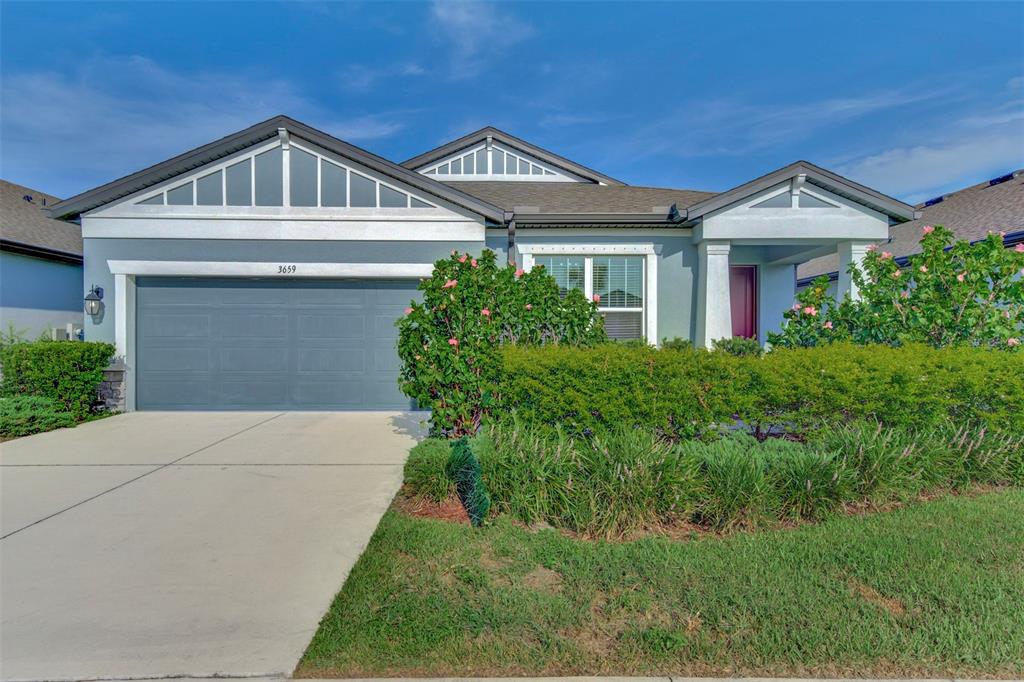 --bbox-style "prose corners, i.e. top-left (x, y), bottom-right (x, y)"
top-left (49, 115), bottom-right (917, 411)
top-left (798, 169), bottom-right (1024, 293)
top-left (1, 179), bottom-right (84, 339)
